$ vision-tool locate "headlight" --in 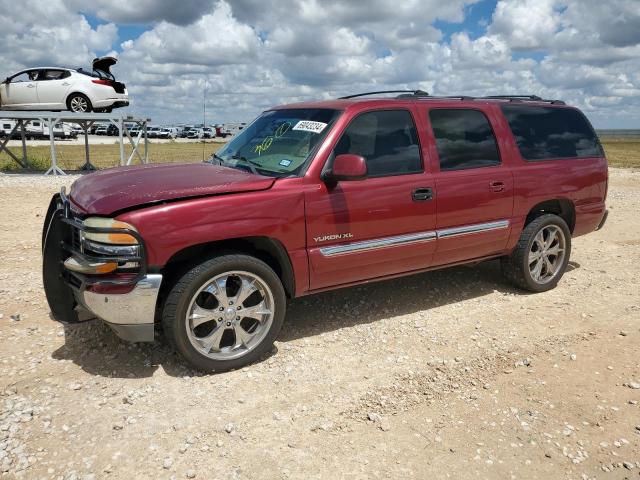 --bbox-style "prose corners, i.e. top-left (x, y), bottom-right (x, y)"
top-left (83, 217), bottom-right (139, 245)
